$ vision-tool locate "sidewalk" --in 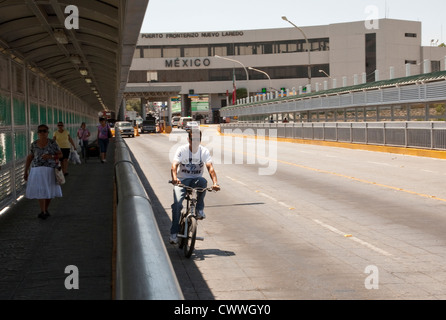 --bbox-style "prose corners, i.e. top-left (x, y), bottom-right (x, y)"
top-left (0, 141), bottom-right (115, 300)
